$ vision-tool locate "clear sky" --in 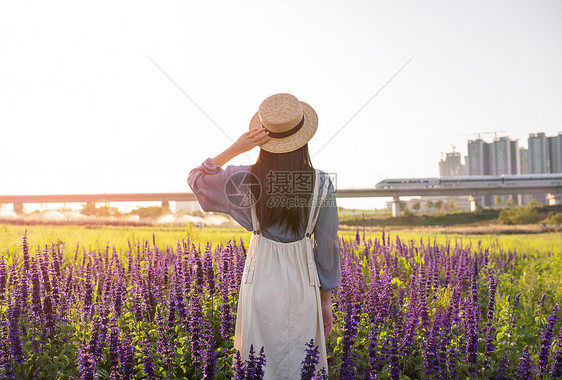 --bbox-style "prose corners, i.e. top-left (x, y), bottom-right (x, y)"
top-left (1, 0), bottom-right (561, 210)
